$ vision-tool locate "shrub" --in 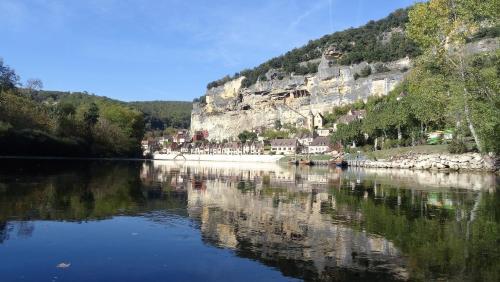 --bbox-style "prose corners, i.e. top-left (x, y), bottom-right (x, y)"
top-left (382, 139), bottom-right (398, 150)
top-left (374, 63), bottom-right (390, 73)
top-left (359, 66), bottom-right (372, 77)
top-left (448, 139), bottom-right (468, 154)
